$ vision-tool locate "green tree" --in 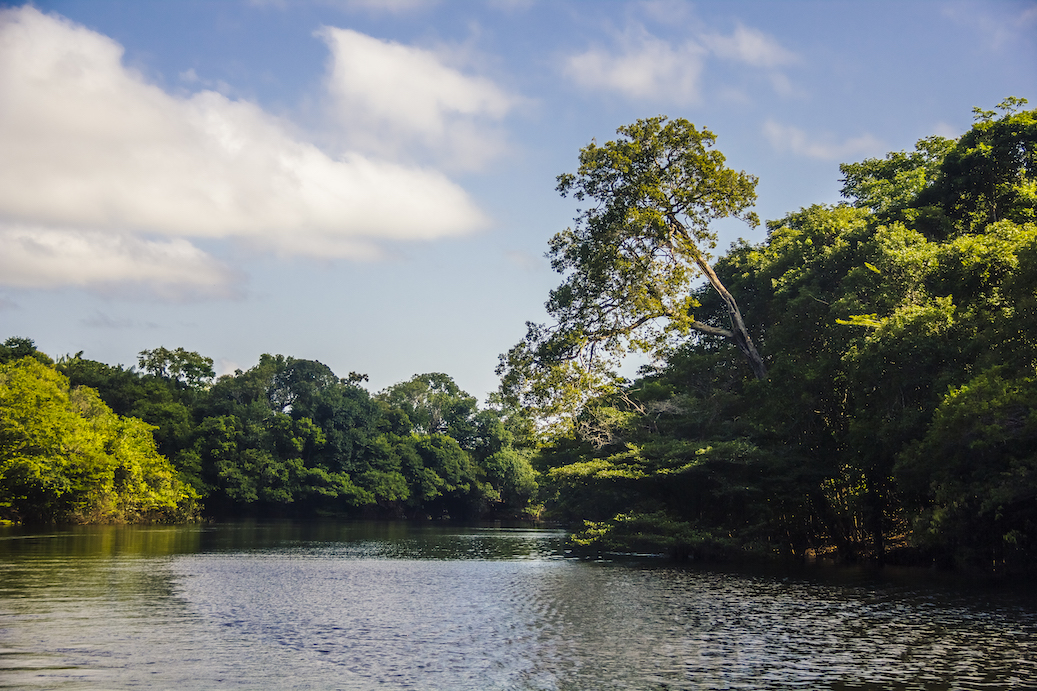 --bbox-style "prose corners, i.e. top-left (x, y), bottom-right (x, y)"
top-left (840, 136), bottom-right (956, 219)
top-left (1, 357), bottom-right (195, 523)
top-left (59, 352), bottom-right (199, 484)
top-left (377, 373), bottom-right (479, 446)
top-left (521, 103), bottom-right (1037, 567)
top-left (0, 337), bottom-right (53, 366)
top-left (138, 347), bottom-right (215, 389)
top-left (922, 98), bottom-right (1035, 232)
top-left (896, 370), bottom-right (1037, 569)
top-left (500, 116), bottom-right (765, 432)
